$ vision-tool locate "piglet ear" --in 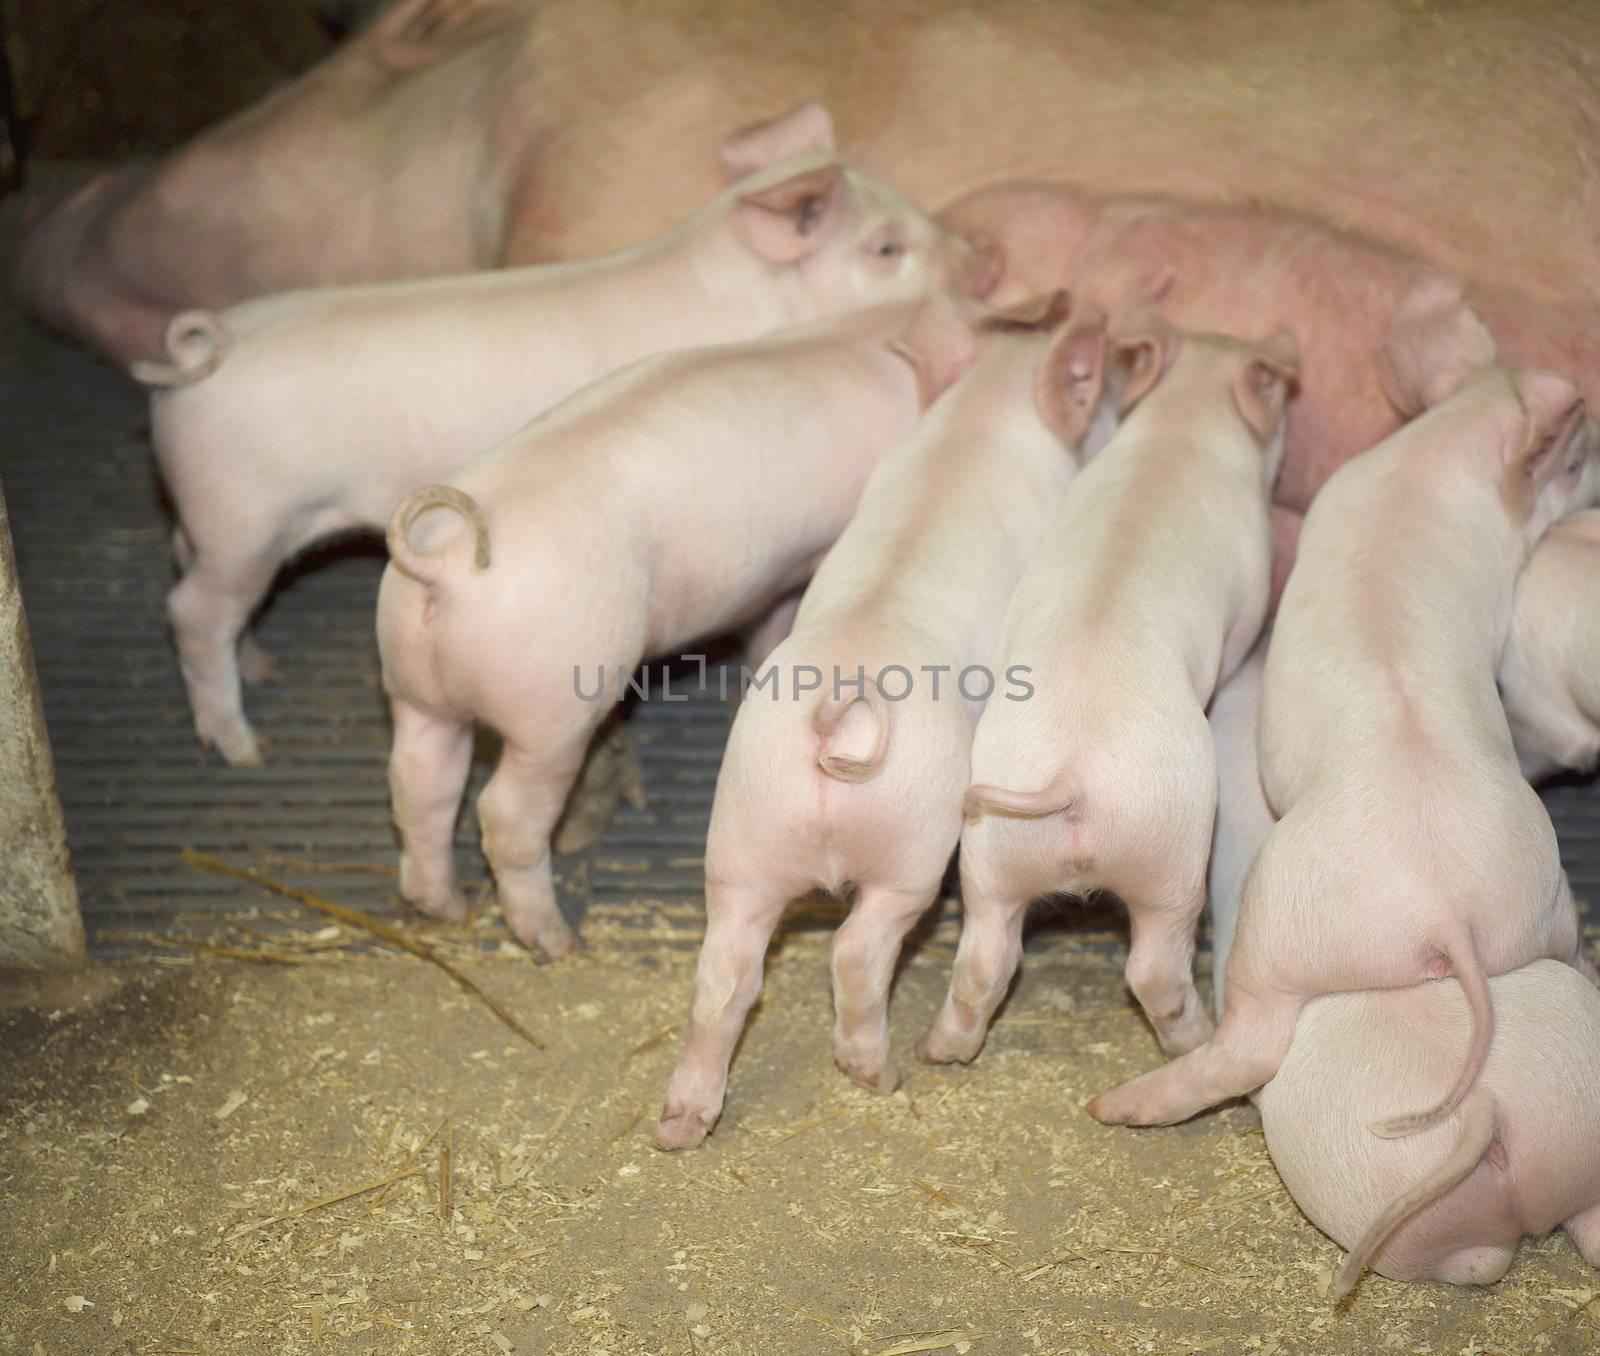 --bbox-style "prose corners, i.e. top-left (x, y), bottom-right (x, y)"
top-left (369, 0), bottom-right (505, 70)
top-left (732, 165), bottom-right (846, 263)
top-left (1231, 329), bottom-right (1301, 446)
top-left (719, 101), bottom-right (837, 184)
top-left (1508, 371), bottom-right (1586, 488)
top-left (1110, 301), bottom-right (1178, 414)
top-left (1033, 302), bottom-right (1109, 447)
top-left (984, 288), bottom-right (1071, 333)
top-left (1380, 275), bottom-right (1496, 418)
top-left (887, 295), bottom-right (981, 407)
